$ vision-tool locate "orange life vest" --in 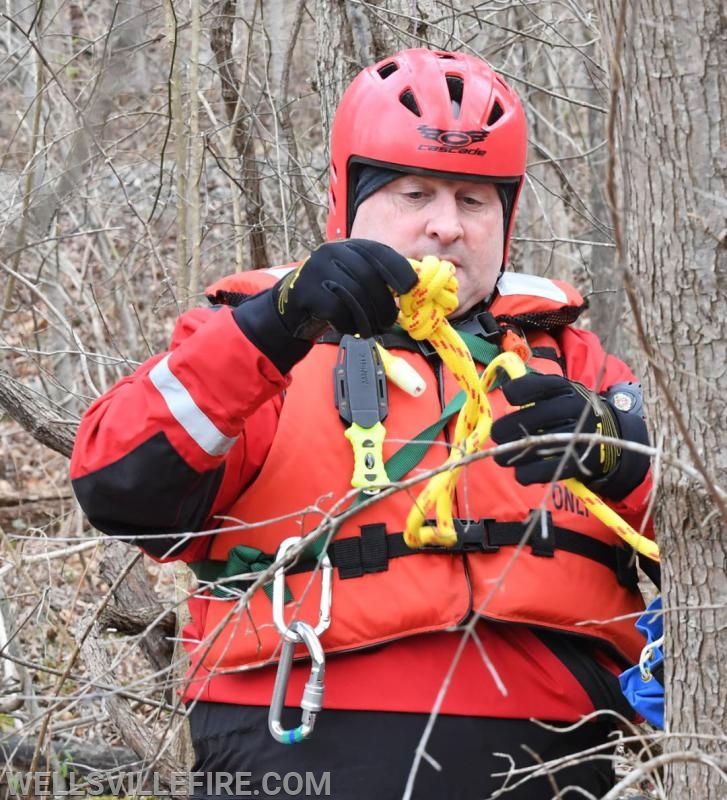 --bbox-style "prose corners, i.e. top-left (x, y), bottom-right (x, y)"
top-left (198, 270), bottom-right (648, 671)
